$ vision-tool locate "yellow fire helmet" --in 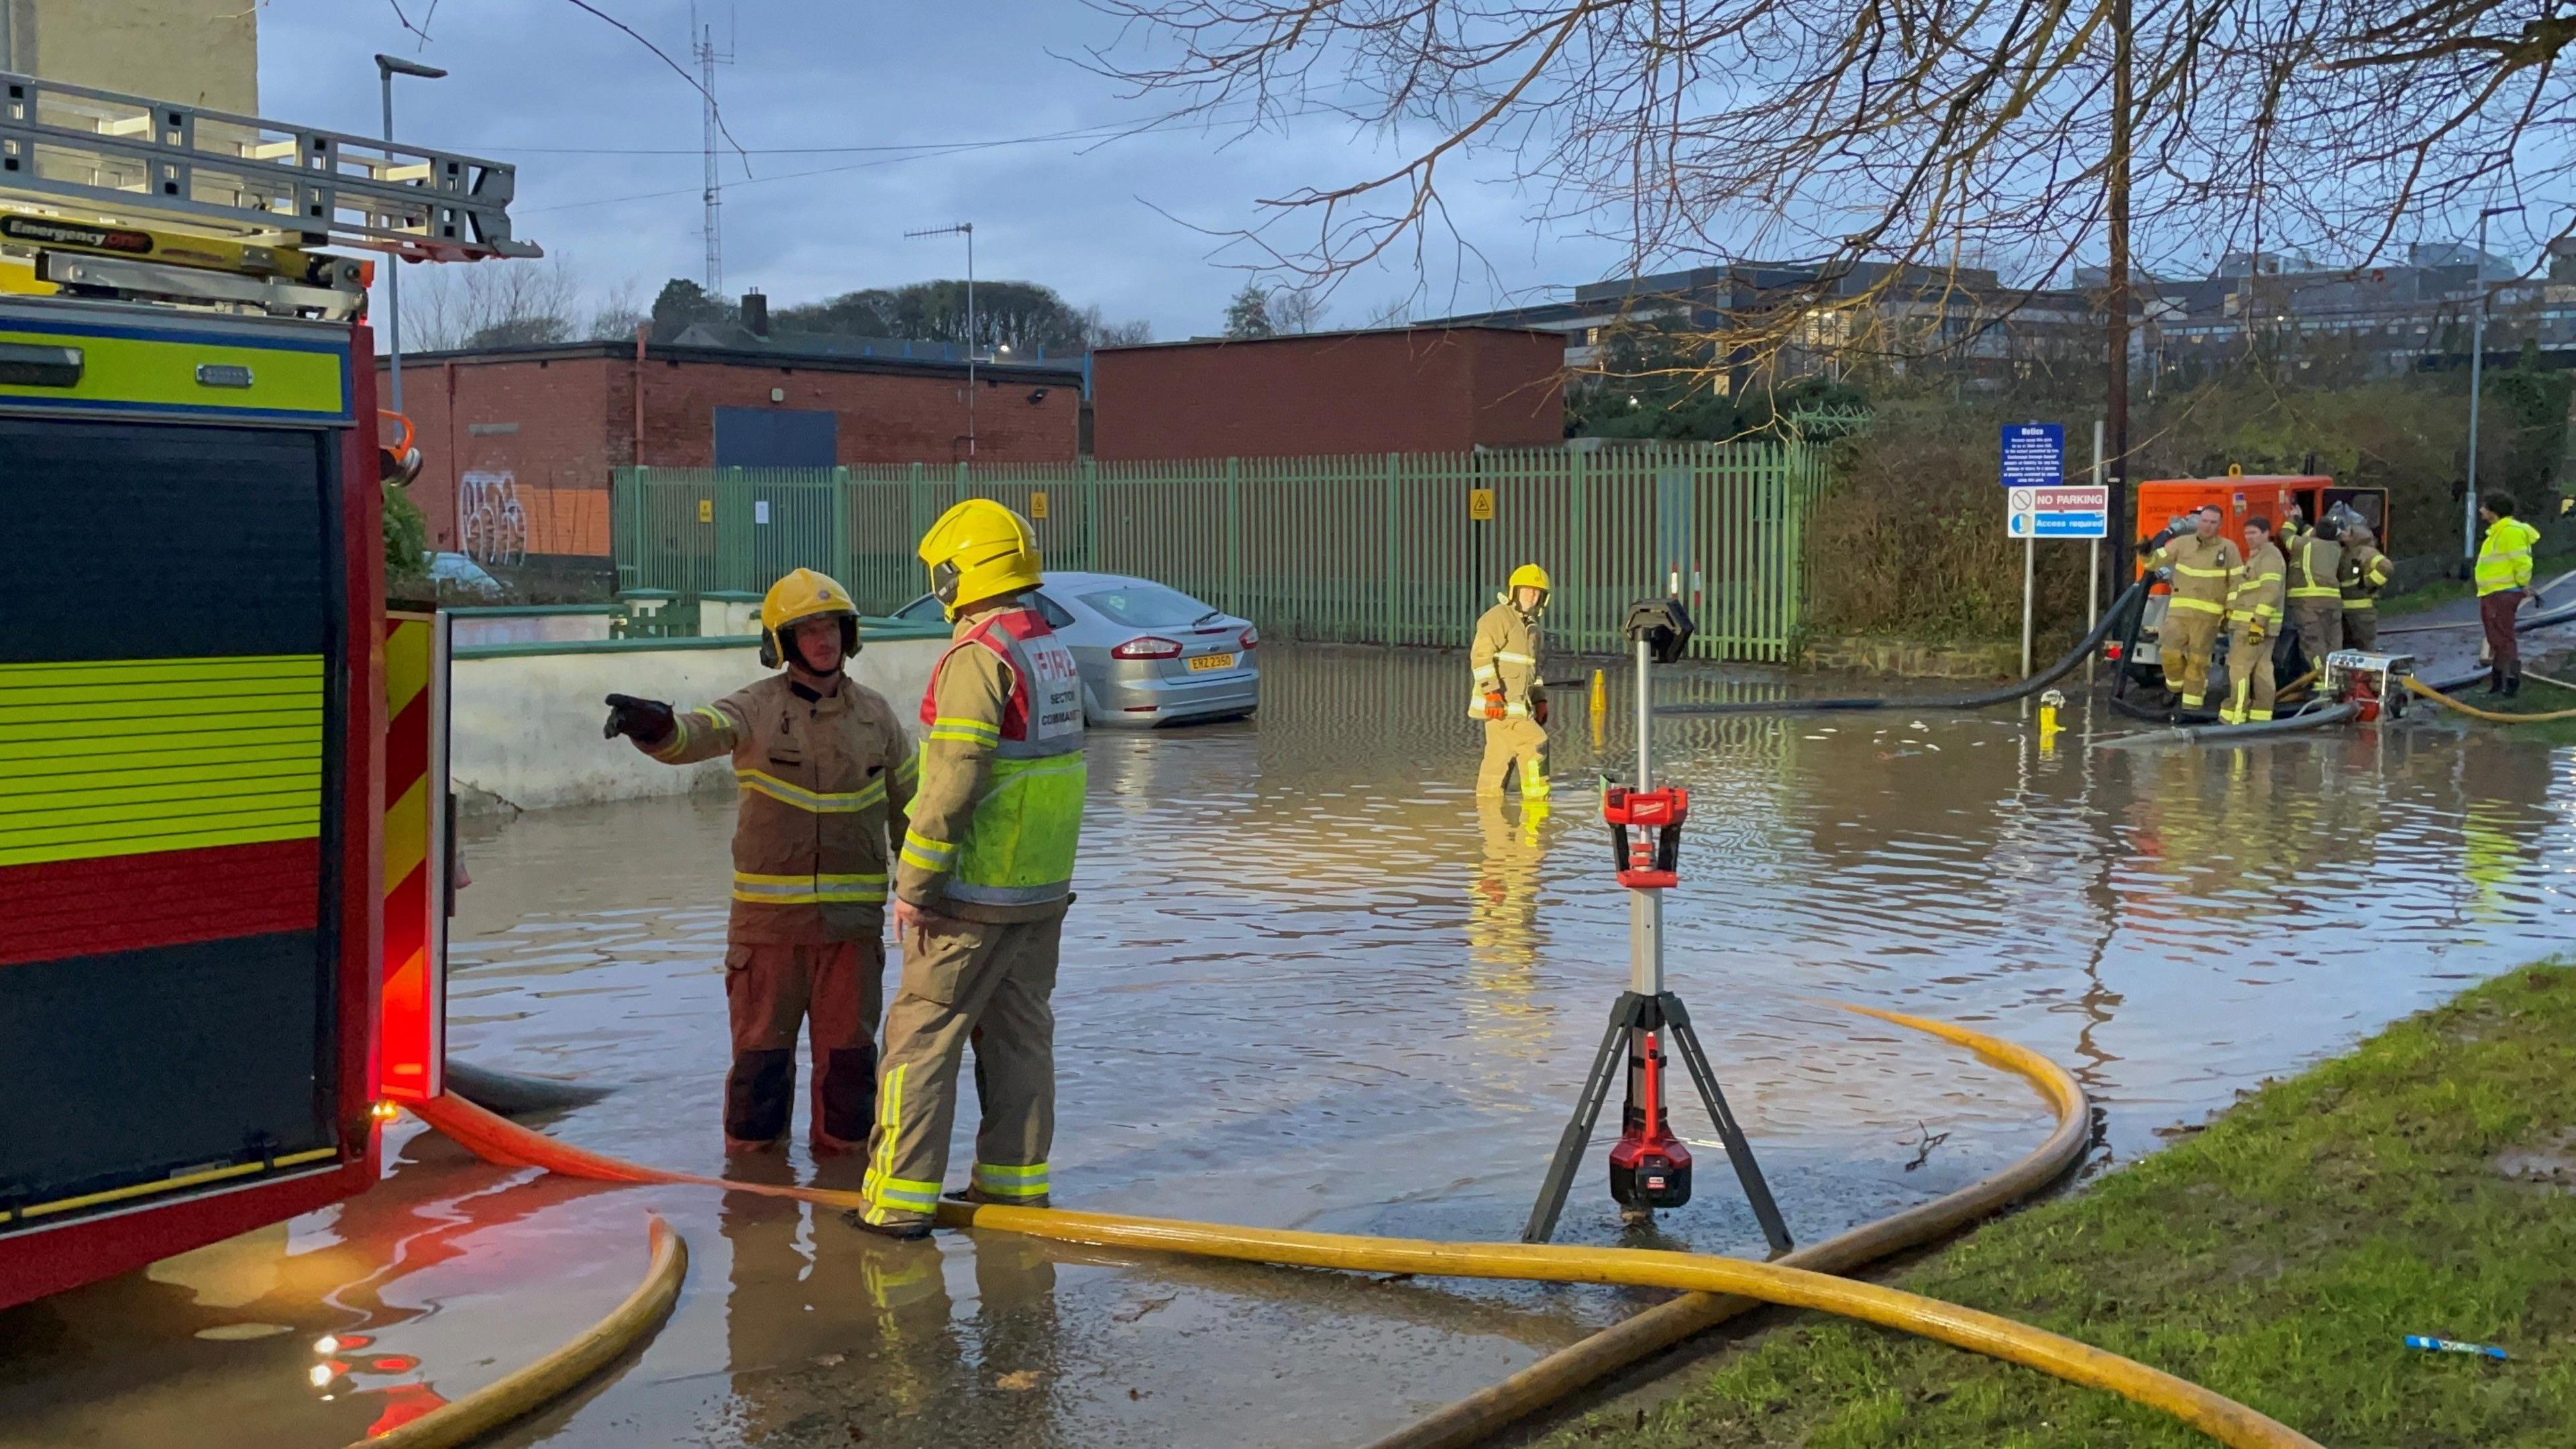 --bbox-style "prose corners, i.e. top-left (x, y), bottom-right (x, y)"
top-left (1505, 561), bottom-right (1552, 610)
top-left (758, 567), bottom-right (861, 669)
top-left (918, 498), bottom-right (1042, 619)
